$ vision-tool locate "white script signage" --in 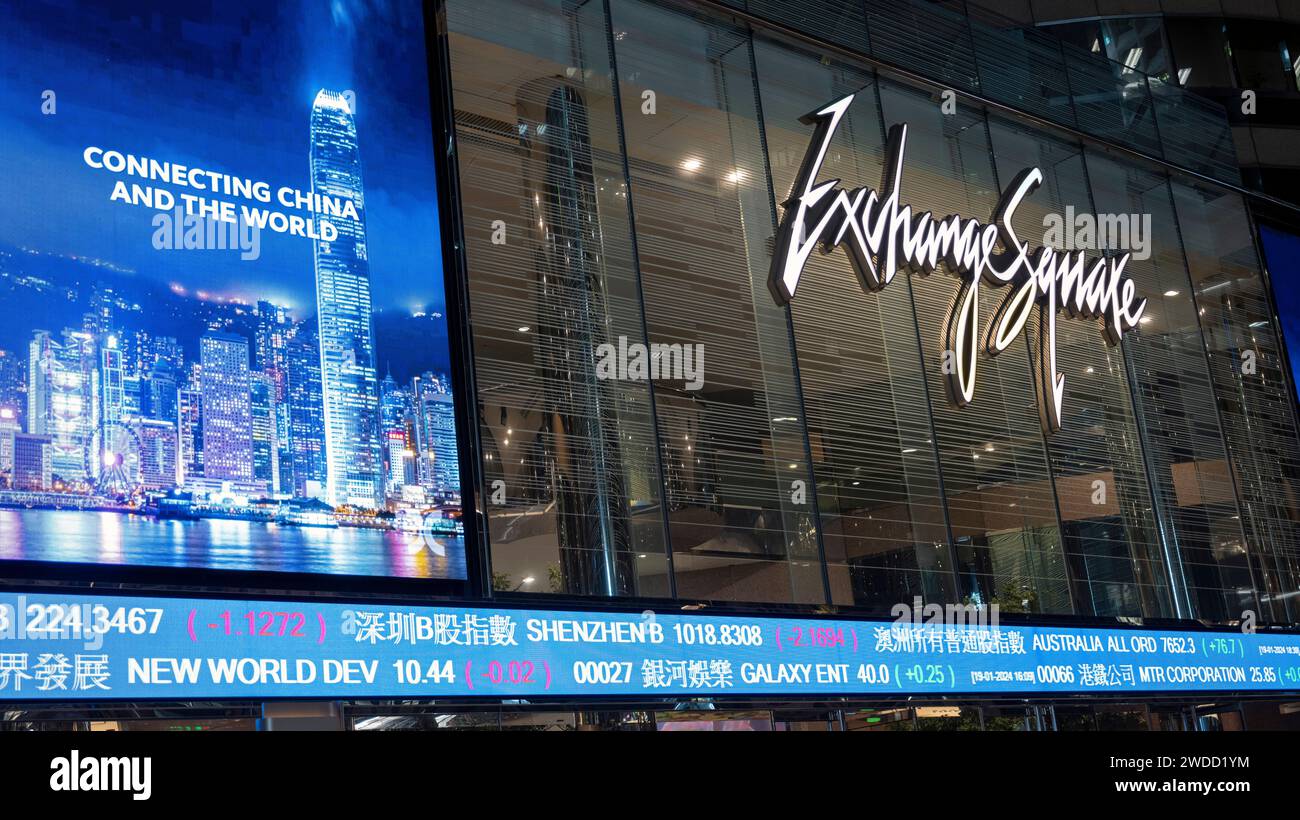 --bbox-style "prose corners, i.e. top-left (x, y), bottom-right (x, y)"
top-left (770, 94), bottom-right (1147, 433)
